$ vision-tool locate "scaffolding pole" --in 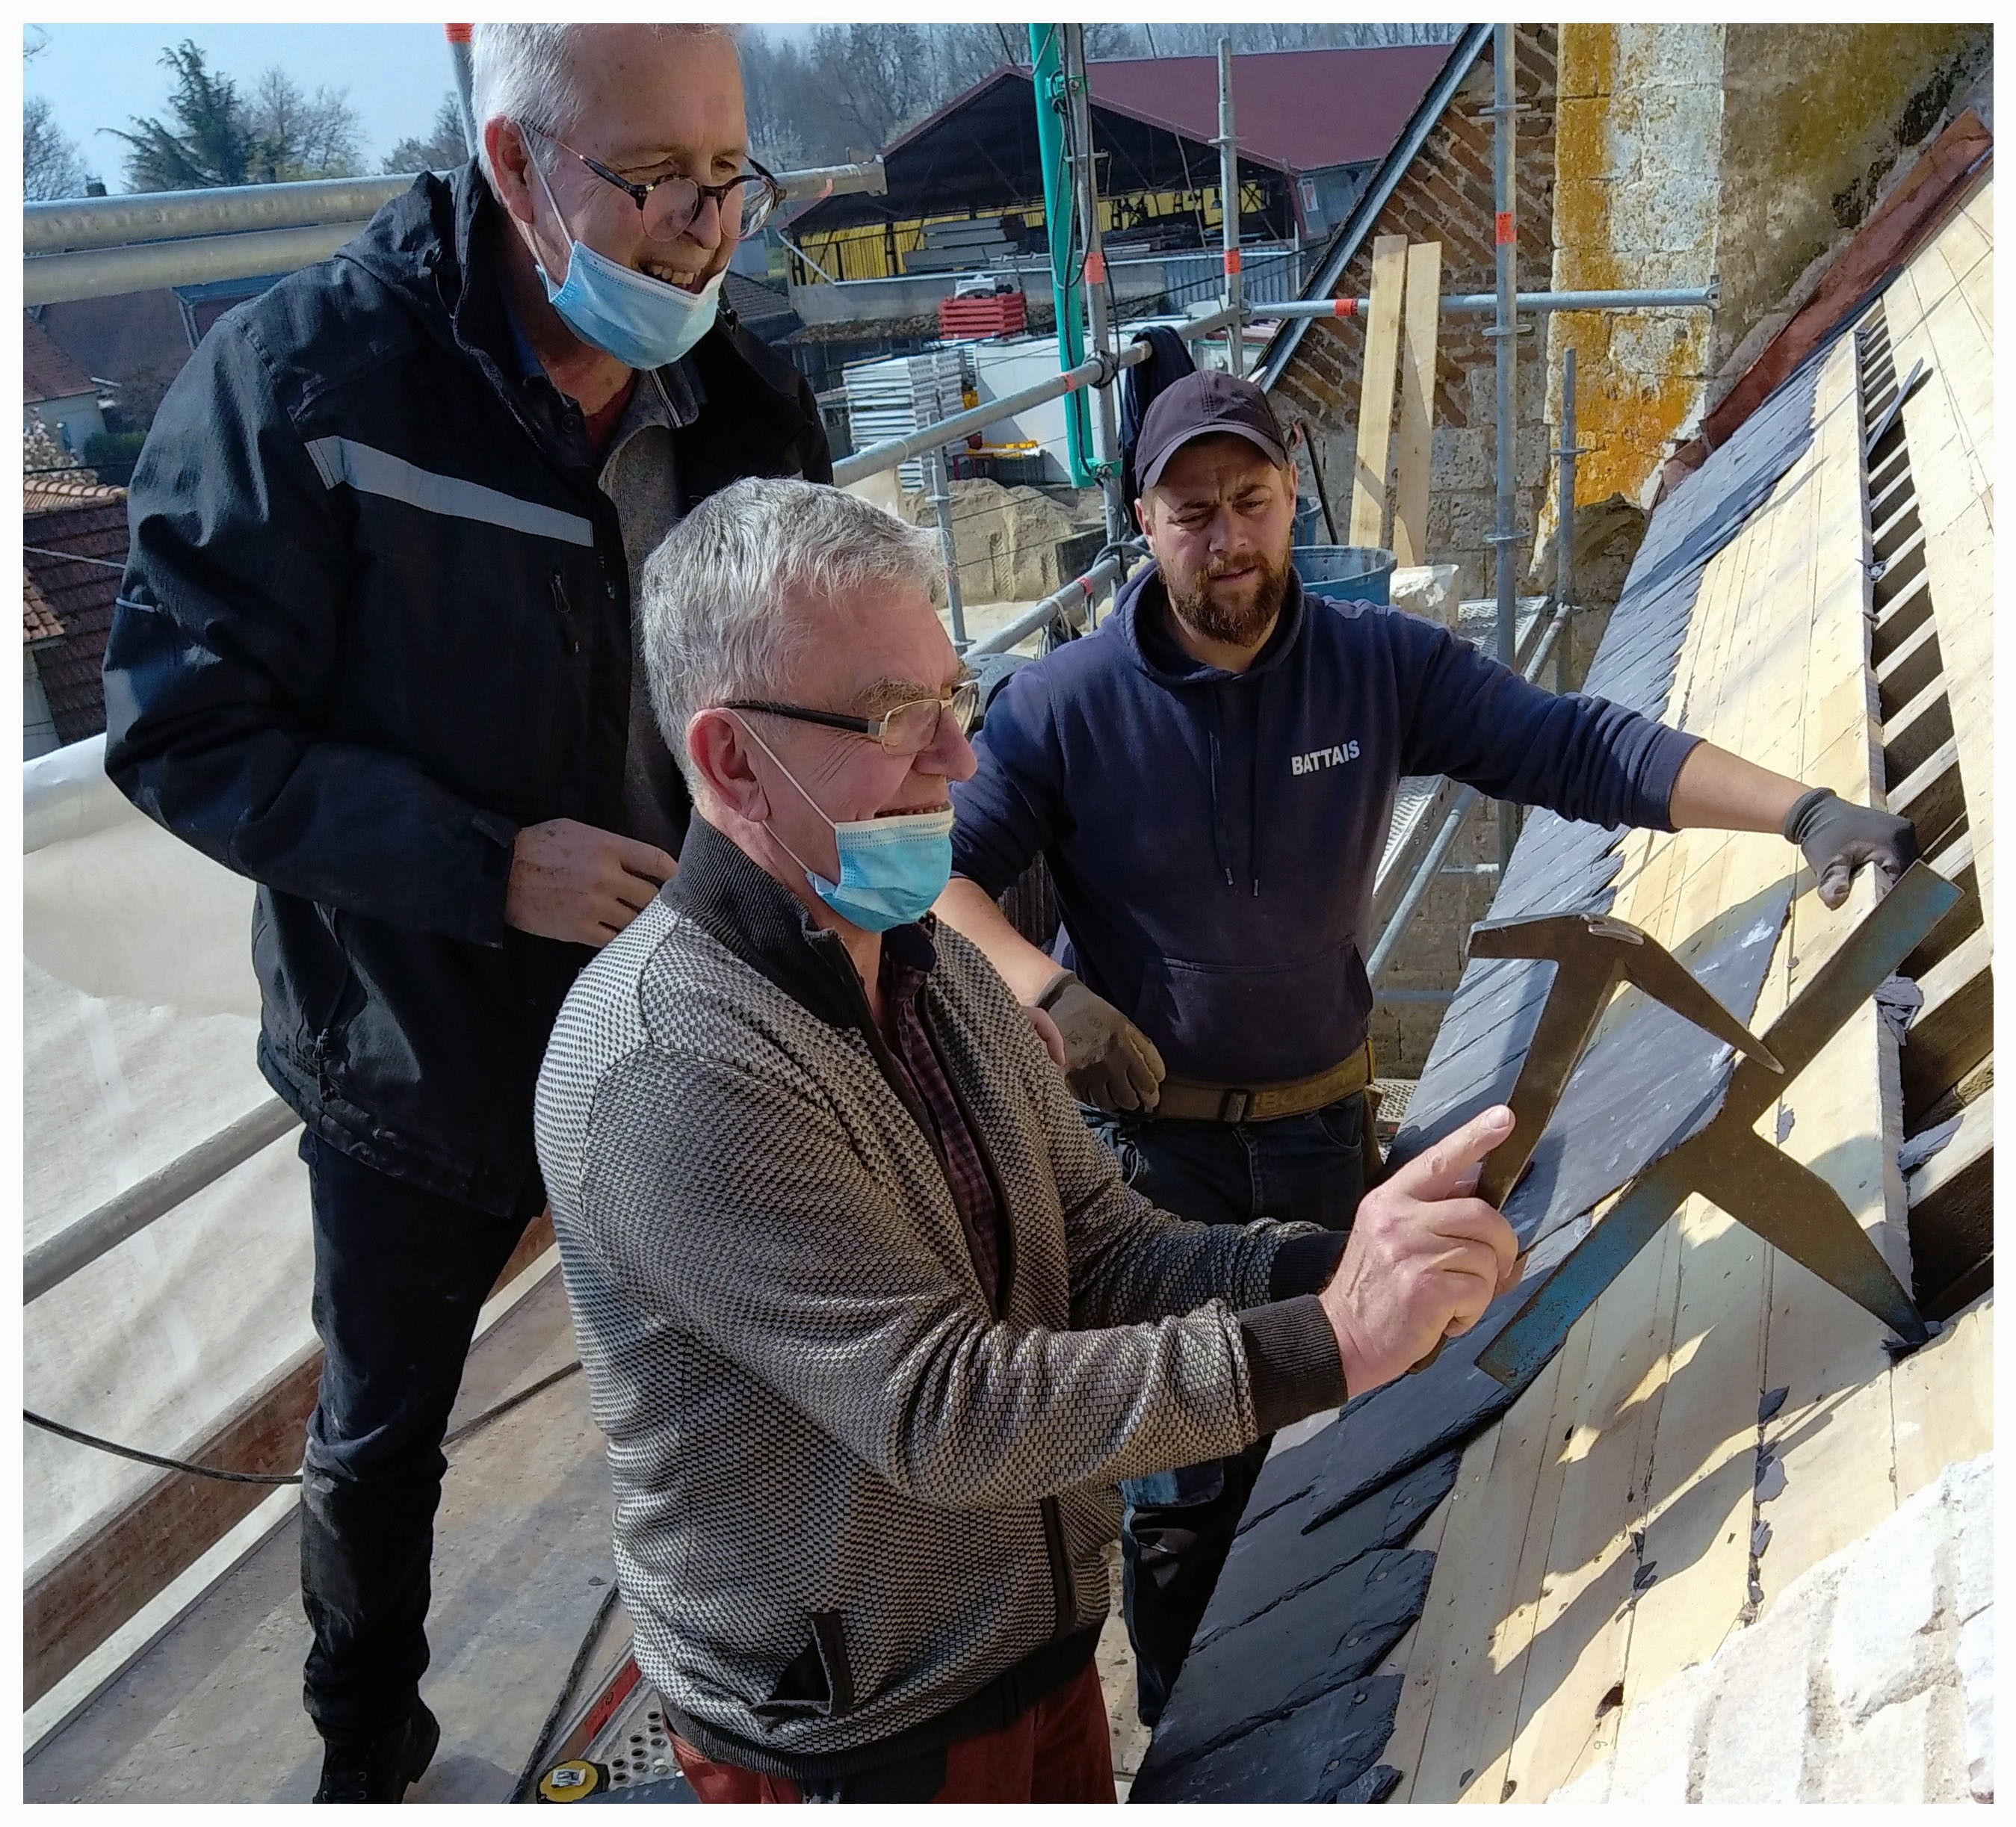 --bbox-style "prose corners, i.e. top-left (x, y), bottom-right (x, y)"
top-left (1554, 344), bottom-right (1587, 693)
top-left (925, 446), bottom-right (968, 651)
top-left (1252, 282), bottom-right (1721, 320)
top-left (446, 24), bottom-right (478, 157)
top-left (1030, 23), bottom-right (1092, 486)
top-left (1216, 39), bottom-right (1244, 377)
top-left (1491, 21), bottom-right (1520, 868)
top-left (22, 161), bottom-right (887, 306)
top-left (1065, 23), bottom-right (1127, 542)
